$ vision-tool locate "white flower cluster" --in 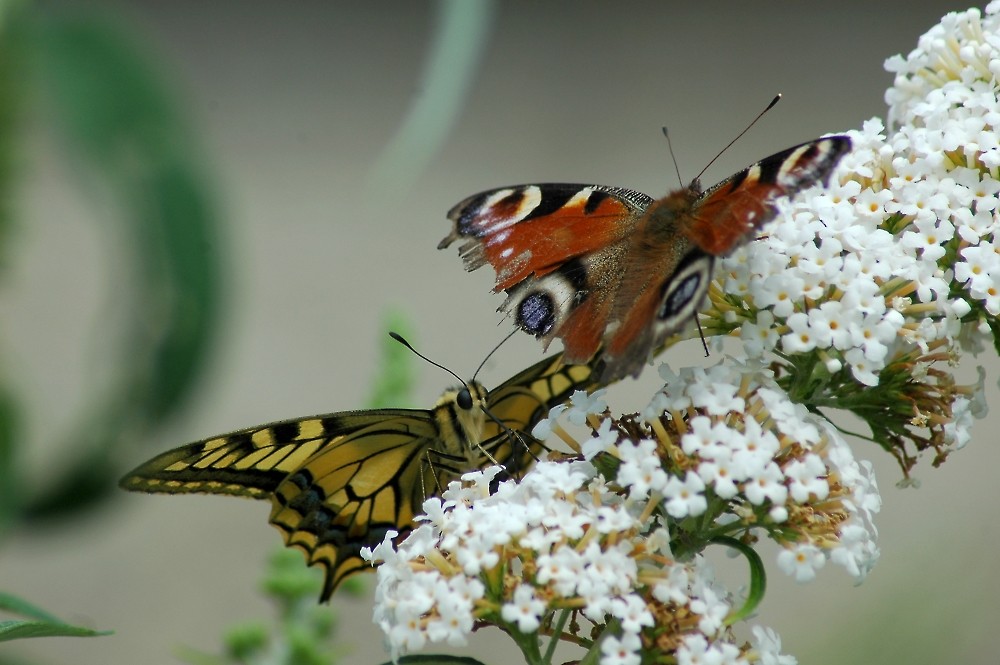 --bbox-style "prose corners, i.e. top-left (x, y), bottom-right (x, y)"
top-left (363, 456), bottom-right (796, 665)
top-left (364, 359), bottom-right (878, 664)
top-left (363, 5), bottom-right (998, 664)
top-left (714, 3), bottom-right (1000, 394)
top-left (640, 362), bottom-right (881, 582)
